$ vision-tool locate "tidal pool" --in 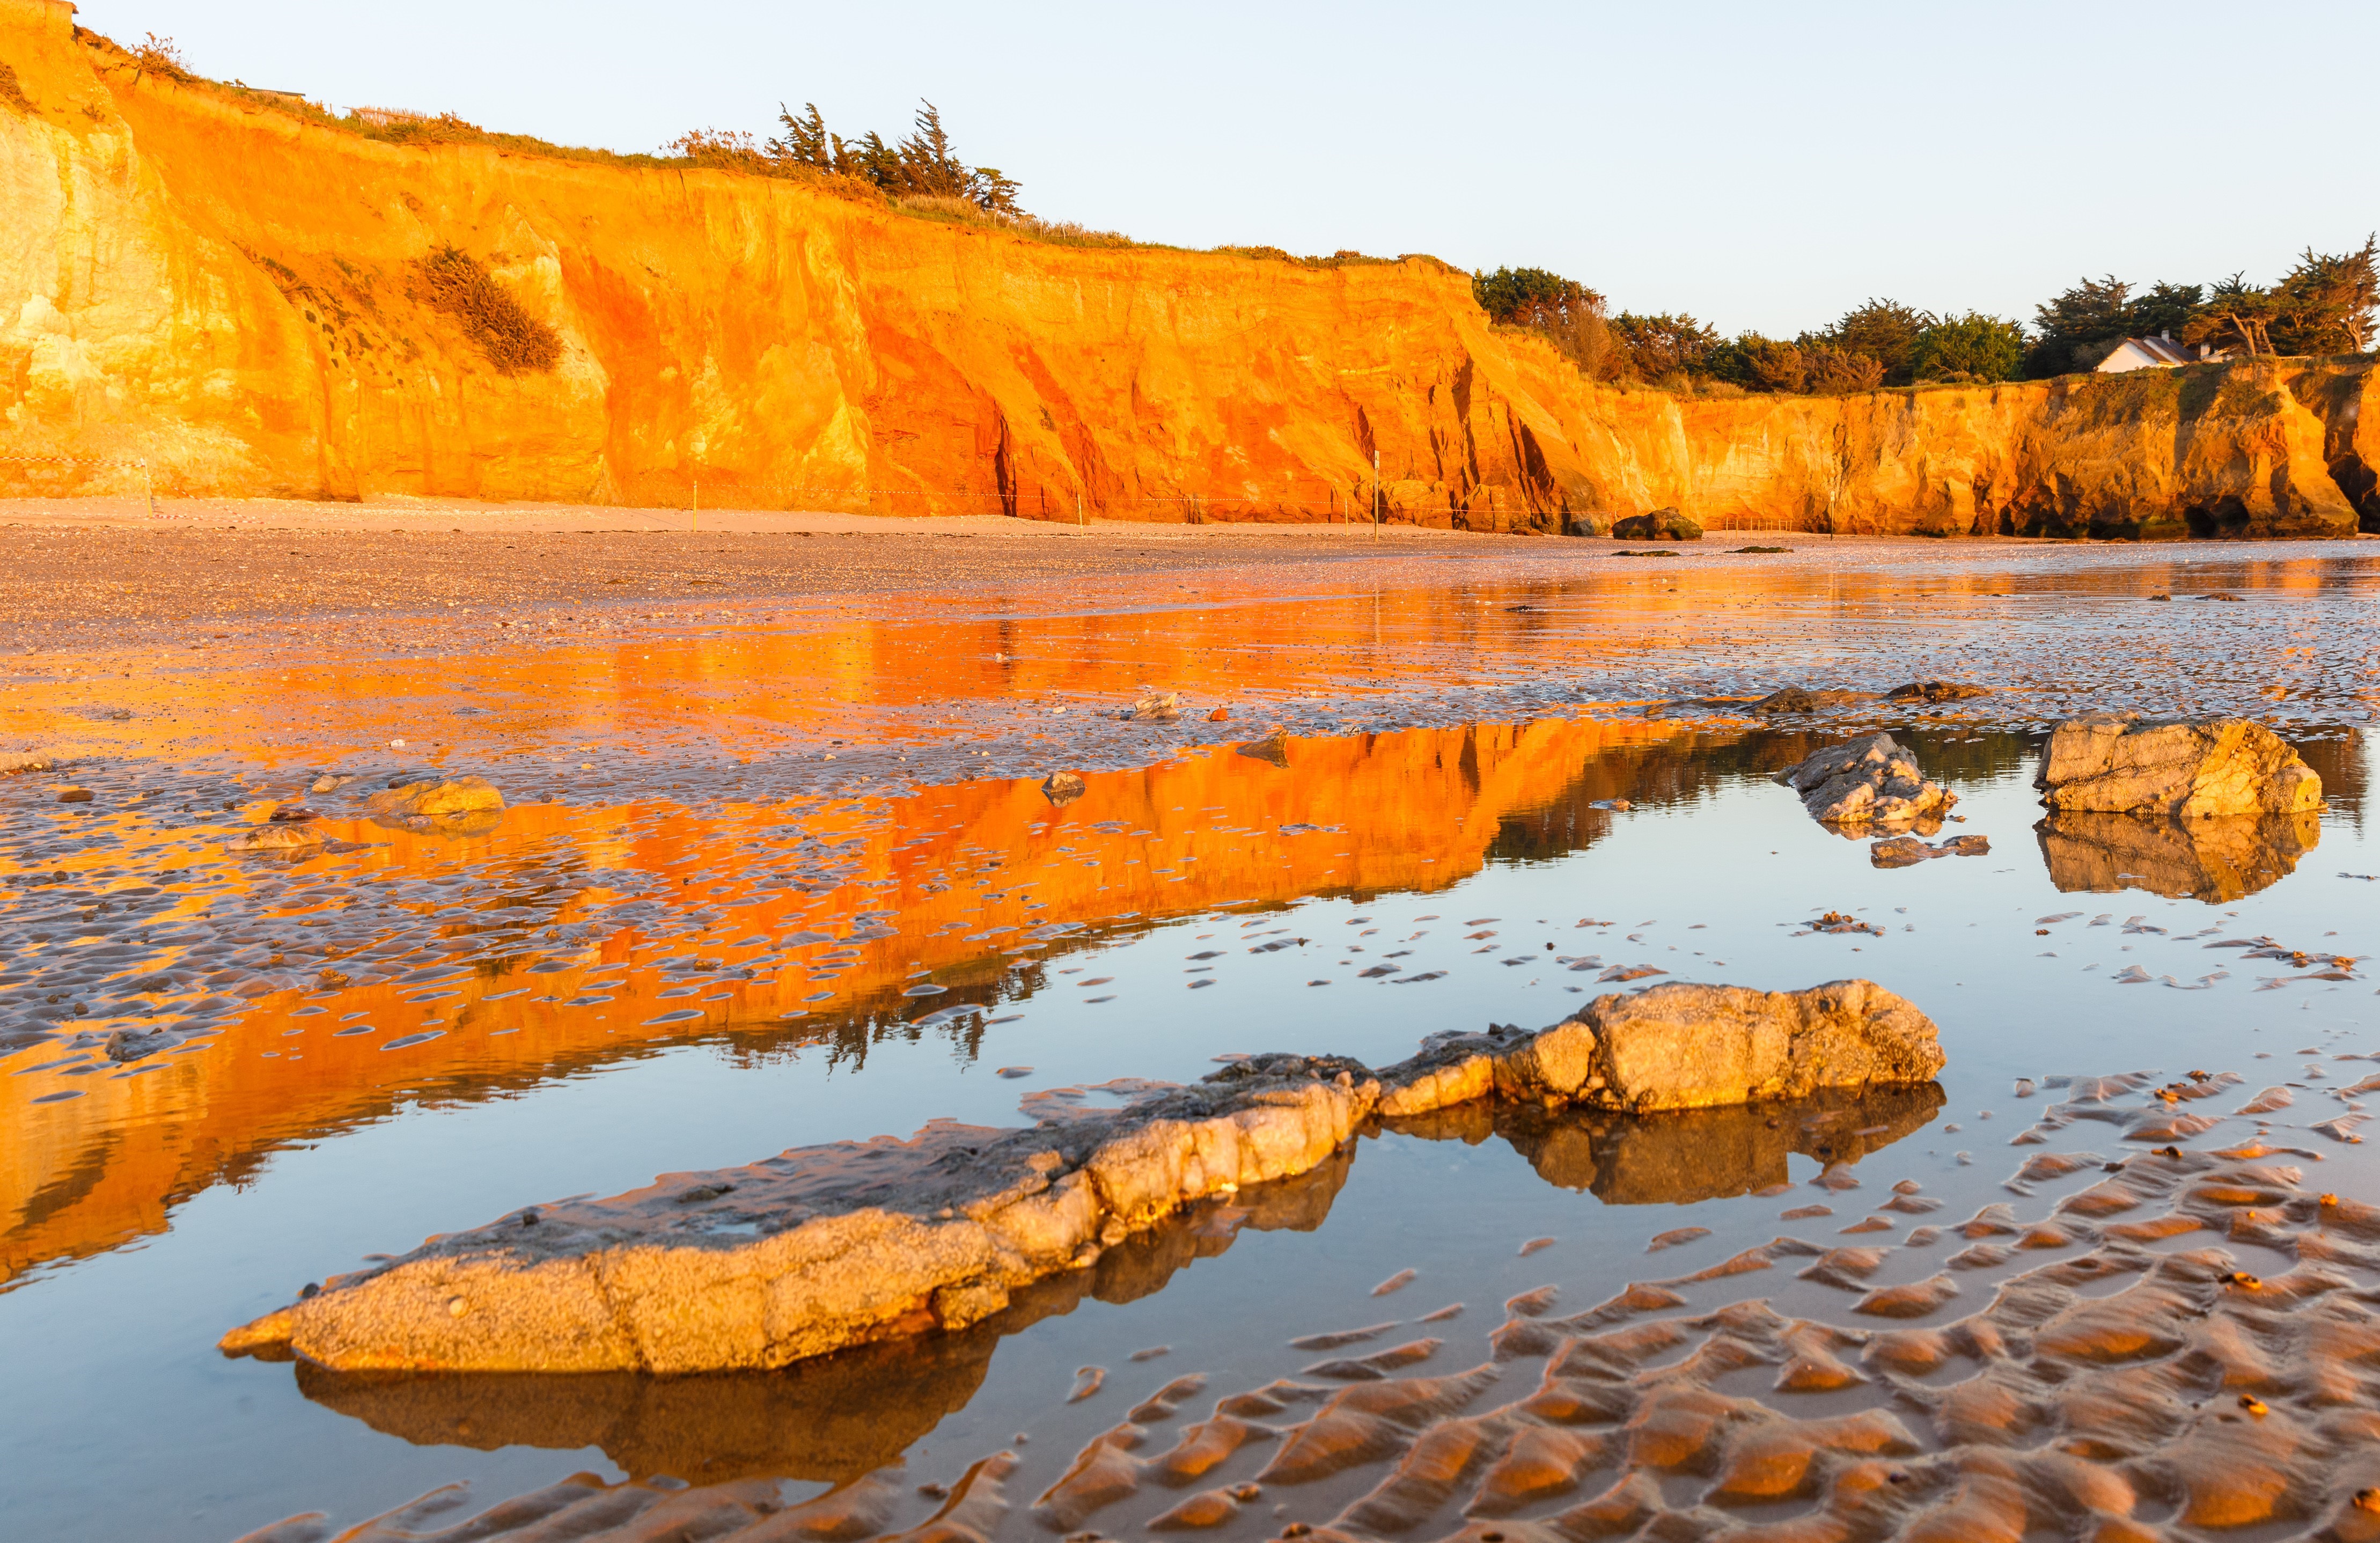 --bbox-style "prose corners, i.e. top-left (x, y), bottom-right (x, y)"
top-left (1, 540), bottom-right (2375, 1540)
